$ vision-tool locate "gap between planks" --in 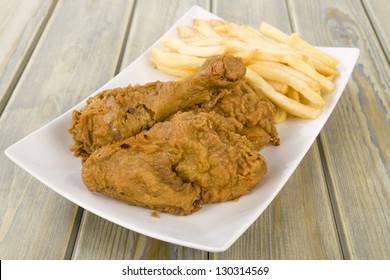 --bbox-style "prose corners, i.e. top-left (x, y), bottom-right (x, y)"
top-left (316, 137), bottom-right (348, 260)
top-left (285, 0), bottom-right (347, 259)
top-left (0, 0), bottom-right (59, 117)
top-left (360, 0), bottom-right (390, 66)
top-left (64, 207), bottom-right (85, 260)
top-left (114, 0), bottom-right (137, 76)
